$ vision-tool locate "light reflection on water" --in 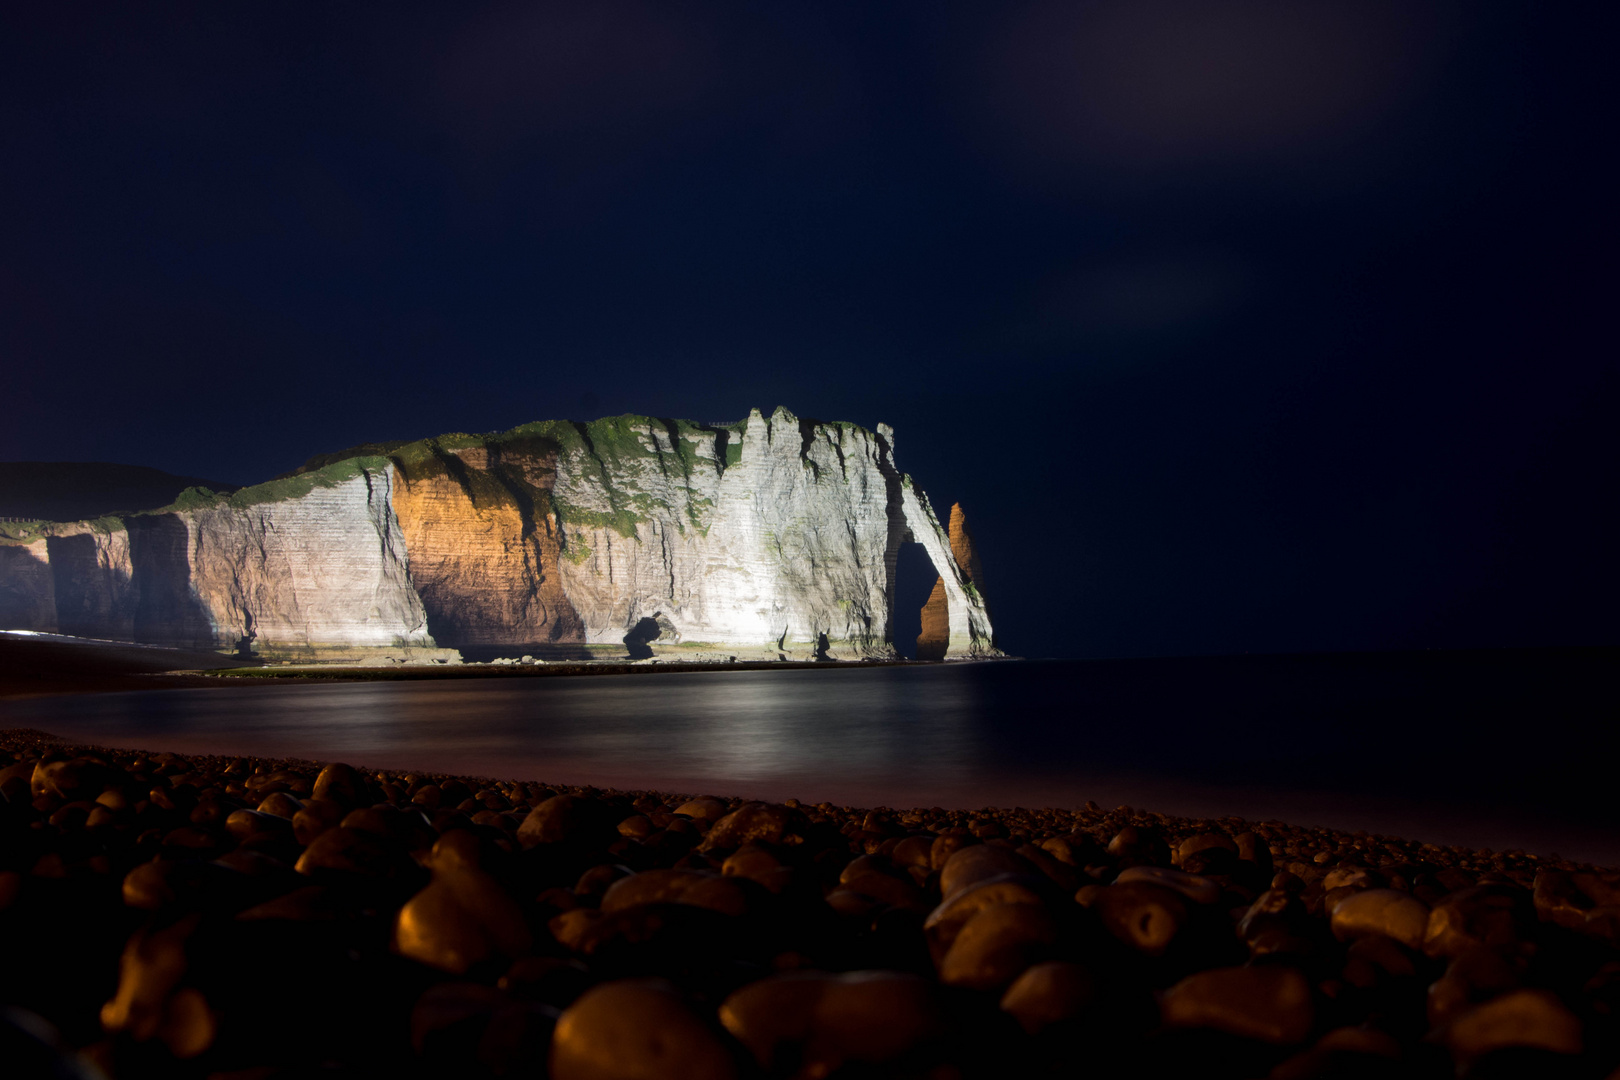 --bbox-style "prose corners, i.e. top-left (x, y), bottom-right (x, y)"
top-left (3, 654), bottom-right (1616, 862)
